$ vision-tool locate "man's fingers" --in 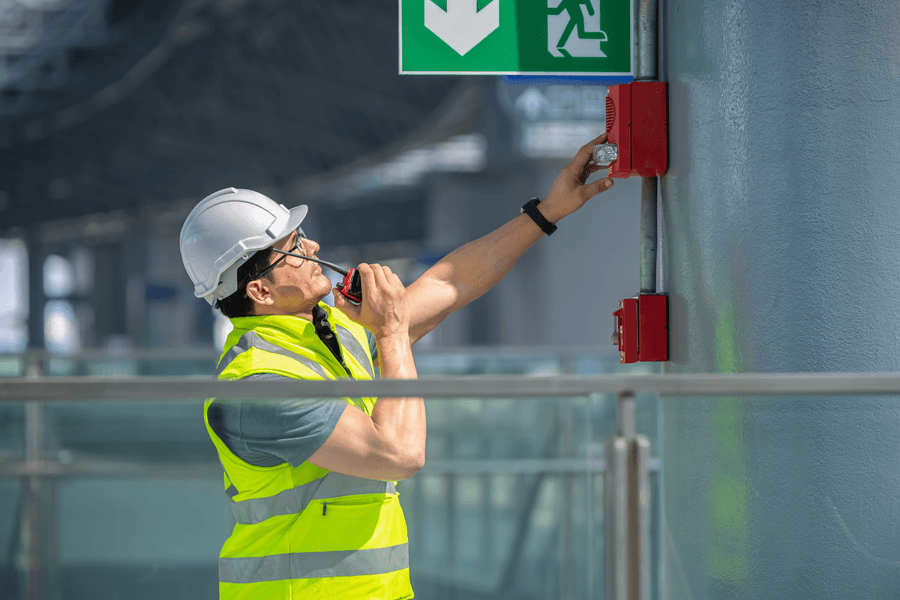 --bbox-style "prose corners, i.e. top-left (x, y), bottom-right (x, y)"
top-left (588, 131), bottom-right (609, 146)
top-left (569, 132), bottom-right (610, 174)
top-left (570, 142), bottom-right (594, 169)
top-left (578, 132), bottom-right (608, 156)
top-left (333, 286), bottom-right (353, 311)
top-left (334, 287), bottom-right (364, 323)
top-left (582, 177), bottom-right (614, 199)
top-left (355, 263), bottom-right (405, 302)
top-left (370, 263), bottom-right (390, 289)
top-left (333, 287), bottom-right (346, 306)
top-left (381, 266), bottom-right (404, 288)
top-left (357, 263), bottom-right (377, 294)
